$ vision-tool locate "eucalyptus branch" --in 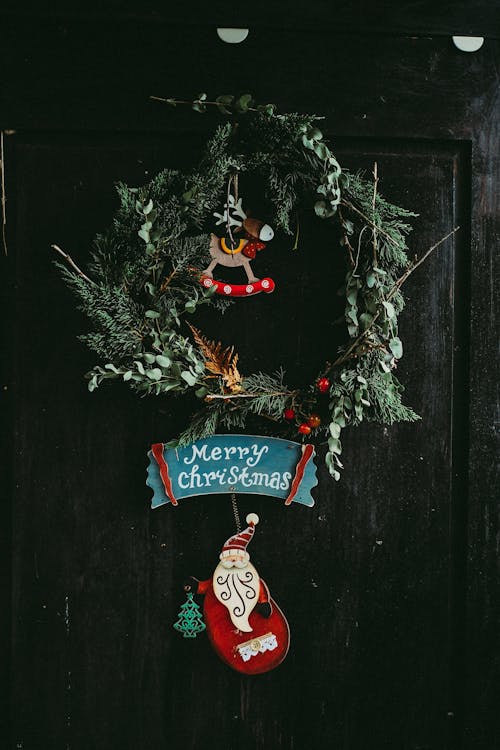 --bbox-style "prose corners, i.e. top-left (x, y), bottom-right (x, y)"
top-left (150, 93), bottom-right (275, 117)
top-left (330, 226), bottom-right (460, 369)
top-left (51, 244), bottom-right (94, 283)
